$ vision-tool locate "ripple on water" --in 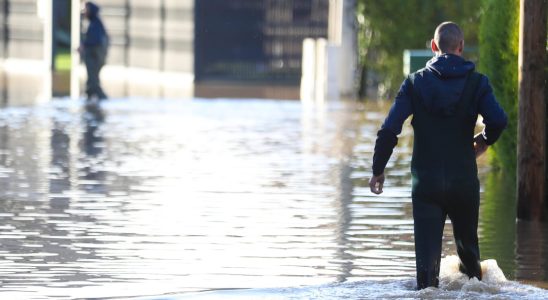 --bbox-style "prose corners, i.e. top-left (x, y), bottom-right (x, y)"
top-left (161, 256), bottom-right (544, 300)
top-left (0, 99), bottom-right (545, 299)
